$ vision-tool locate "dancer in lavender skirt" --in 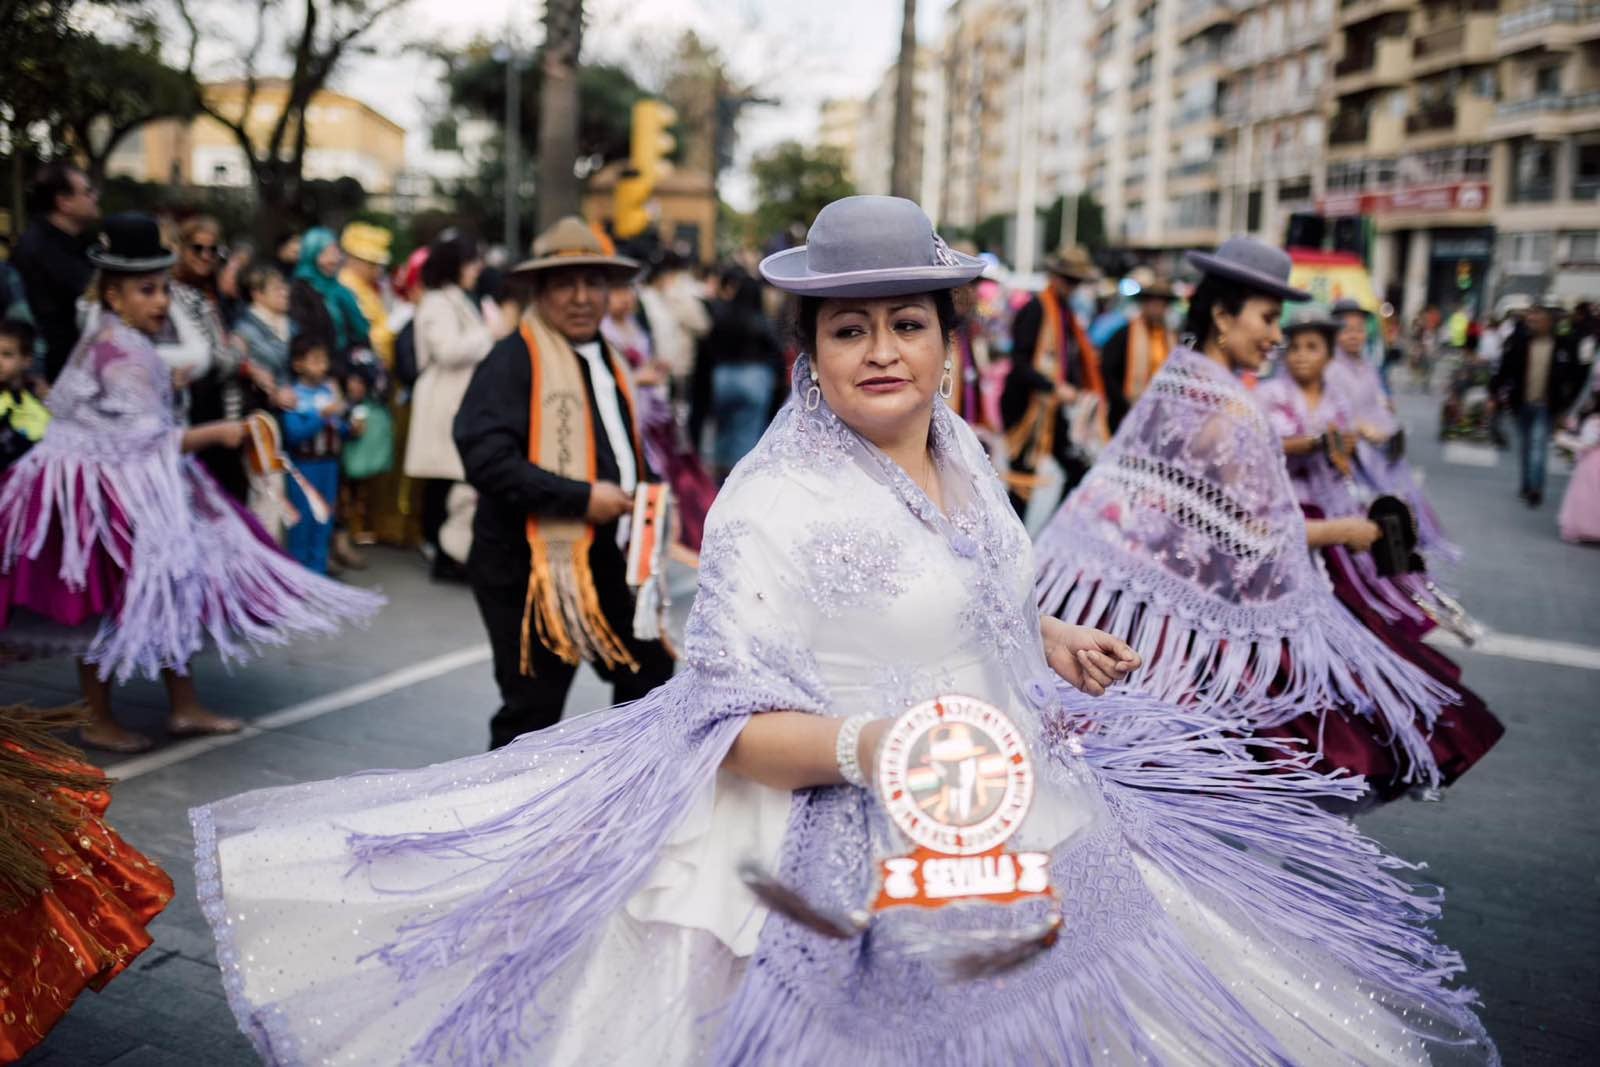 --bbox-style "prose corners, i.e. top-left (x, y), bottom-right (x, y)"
top-left (191, 199), bottom-right (1495, 1066)
top-left (0, 214), bottom-right (382, 754)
